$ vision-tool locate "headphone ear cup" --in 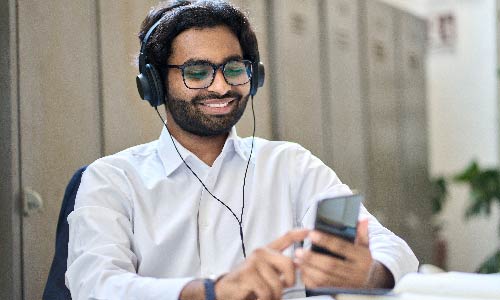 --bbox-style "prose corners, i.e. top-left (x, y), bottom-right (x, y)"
top-left (144, 64), bottom-right (165, 107)
top-left (136, 72), bottom-right (151, 102)
top-left (257, 62), bottom-right (265, 89)
top-left (250, 62), bottom-right (265, 96)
